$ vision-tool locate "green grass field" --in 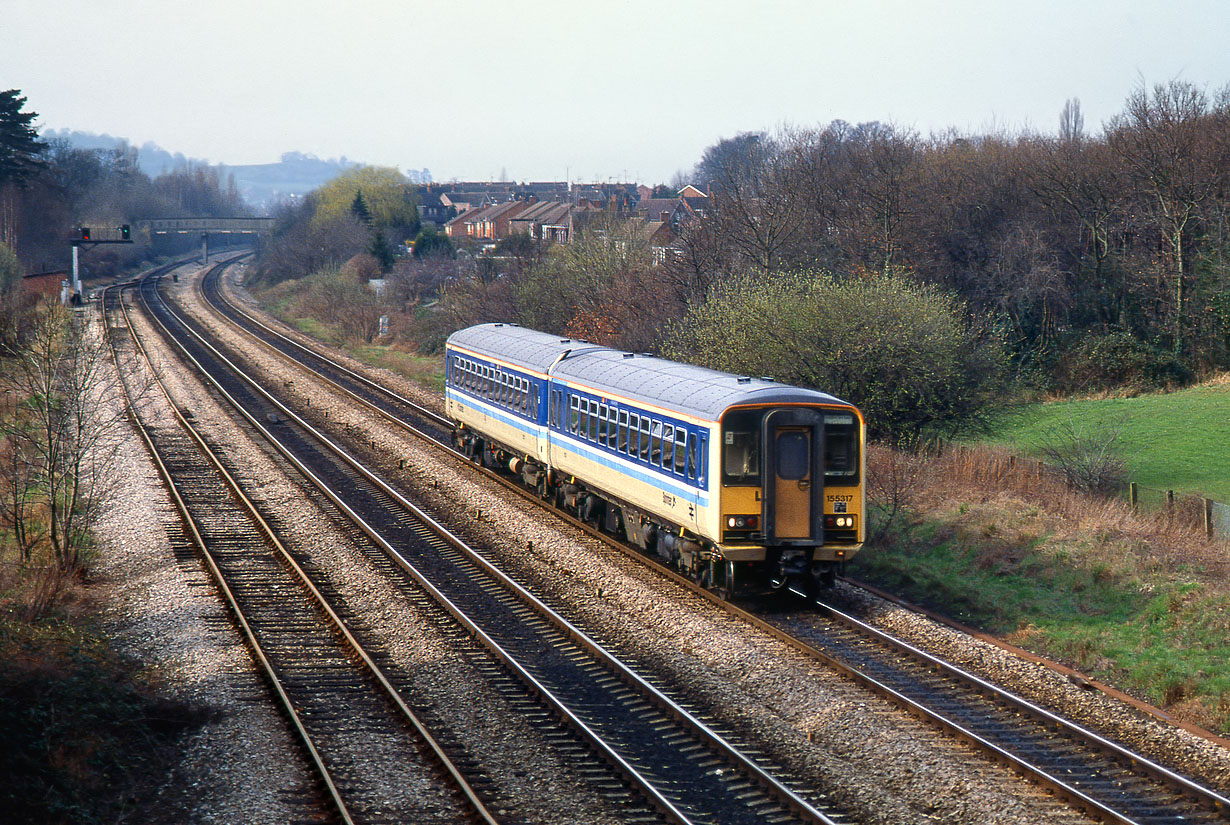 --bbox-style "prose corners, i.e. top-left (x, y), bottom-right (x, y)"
top-left (983, 380), bottom-right (1230, 503)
